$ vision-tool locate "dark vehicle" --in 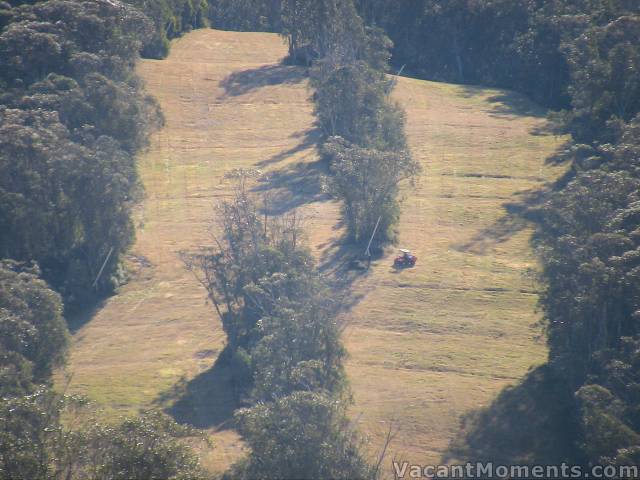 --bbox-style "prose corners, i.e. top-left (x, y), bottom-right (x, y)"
top-left (394, 249), bottom-right (417, 268)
